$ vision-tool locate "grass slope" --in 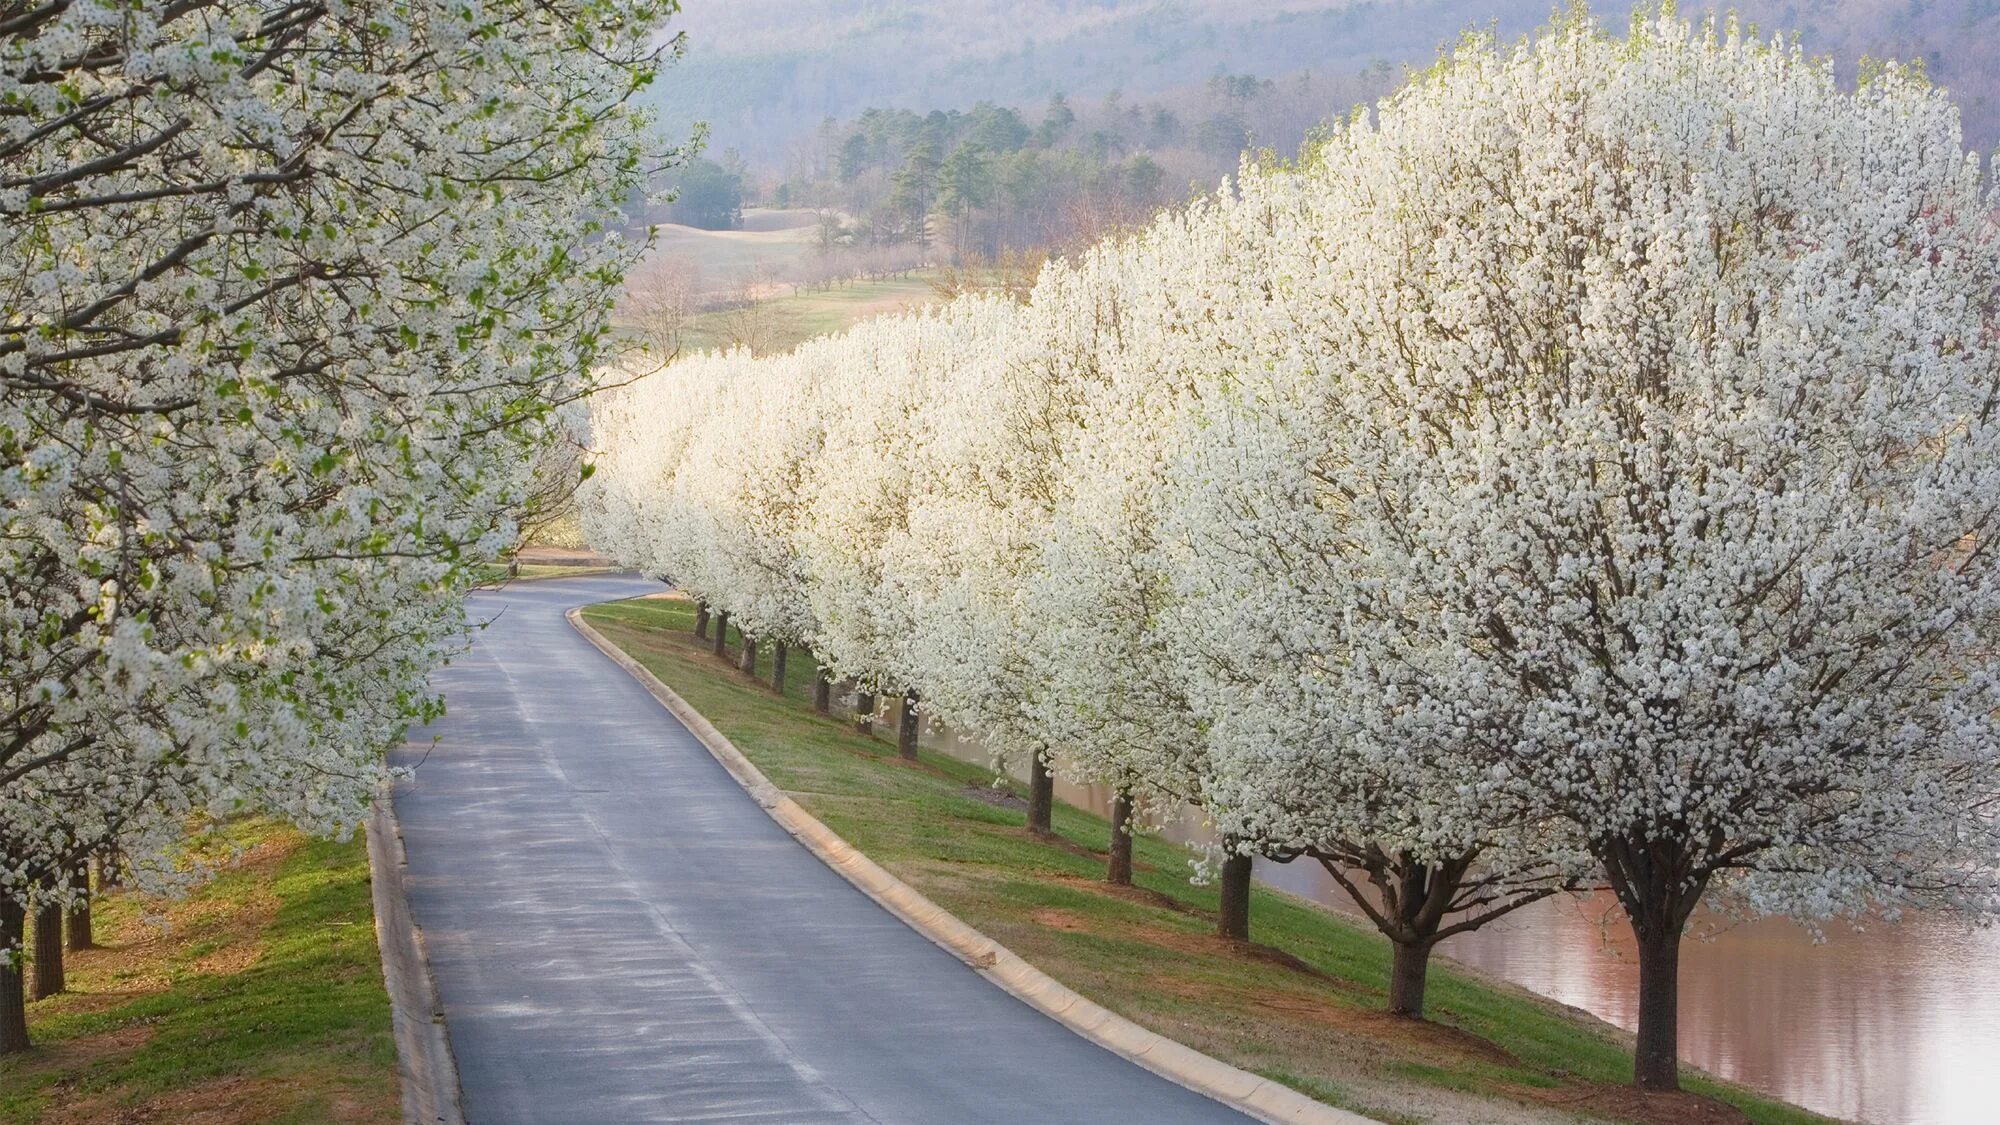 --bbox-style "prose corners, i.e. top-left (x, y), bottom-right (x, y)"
top-left (650, 211), bottom-right (821, 282)
top-left (583, 595), bottom-right (1829, 1125)
top-left (0, 822), bottom-right (397, 1124)
top-left (679, 275), bottom-right (940, 355)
